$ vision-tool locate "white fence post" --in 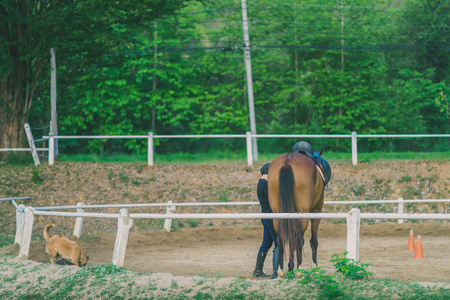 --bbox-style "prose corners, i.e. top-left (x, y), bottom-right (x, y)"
top-left (18, 206), bottom-right (35, 259)
top-left (148, 132), bottom-right (154, 166)
top-left (346, 208), bottom-right (360, 261)
top-left (351, 131), bottom-right (358, 166)
top-left (112, 208), bottom-right (133, 267)
top-left (73, 202), bottom-right (86, 238)
top-left (49, 130), bottom-right (55, 166)
top-left (398, 198), bottom-right (404, 224)
top-left (246, 131), bottom-right (253, 166)
top-left (24, 123), bottom-right (40, 166)
top-left (164, 200), bottom-right (177, 232)
top-left (14, 204), bottom-right (26, 245)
